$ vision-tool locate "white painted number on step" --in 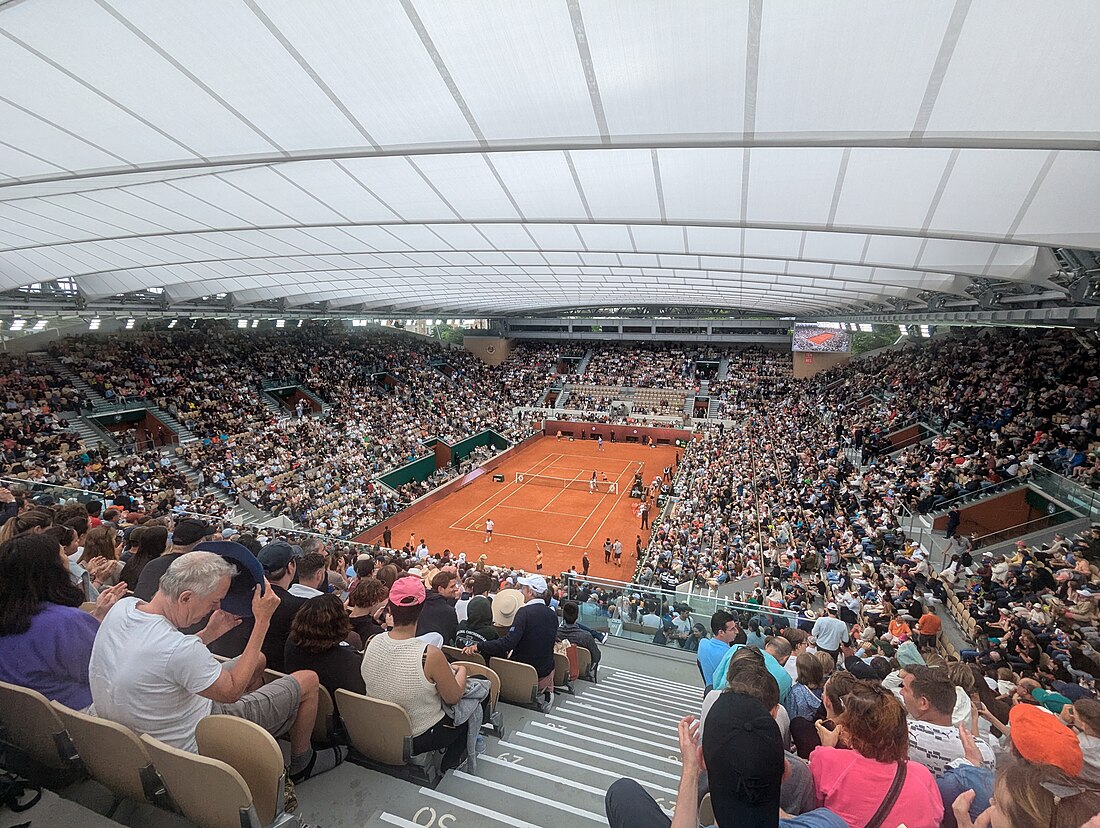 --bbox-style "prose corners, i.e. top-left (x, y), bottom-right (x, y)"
top-left (497, 752), bottom-right (524, 763)
top-left (545, 722), bottom-right (566, 730)
top-left (413, 806), bottom-right (457, 827)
